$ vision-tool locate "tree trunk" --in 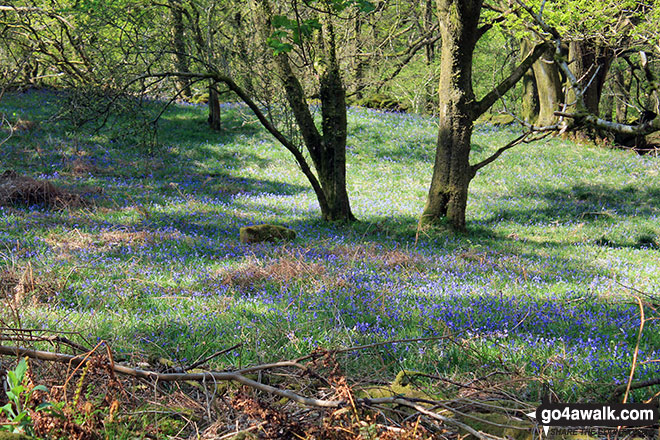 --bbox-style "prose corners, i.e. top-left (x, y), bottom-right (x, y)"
top-left (316, 13), bottom-right (355, 222)
top-left (253, 0), bottom-right (355, 222)
top-left (422, 0), bottom-right (482, 230)
top-left (422, 1), bottom-right (547, 230)
top-left (614, 68), bottom-right (631, 123)
top-left (422, 0), bottom-right (435, 64)
top-left (208, 83), bottom-right (221, 131)
top-left (566, 40), bottom-right (612, 116)
top-left (520, 39), bottom-right (539, 124)
top-left (532, 45), bottom-right (563, 126)
top-left (169, 0), bottom-right (192, 100)
top-left (350, 17), bottom-right (365, 99)
top-left (601, 92), bottom-right (614, 121)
